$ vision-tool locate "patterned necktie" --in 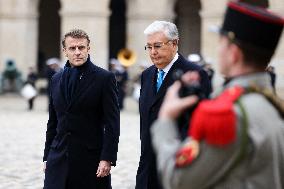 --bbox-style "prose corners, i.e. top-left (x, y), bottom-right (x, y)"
top-left (156, 69), bottom-right (165, 92)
